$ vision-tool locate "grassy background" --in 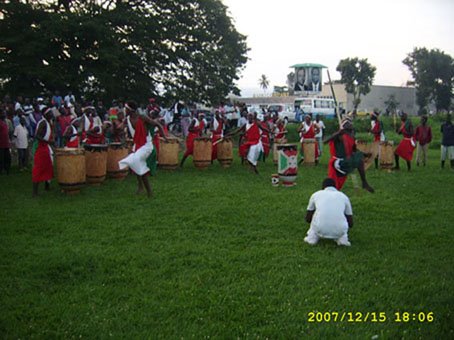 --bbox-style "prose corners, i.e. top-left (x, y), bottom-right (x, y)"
top-left (1, 117), bottom-right (453, 338)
